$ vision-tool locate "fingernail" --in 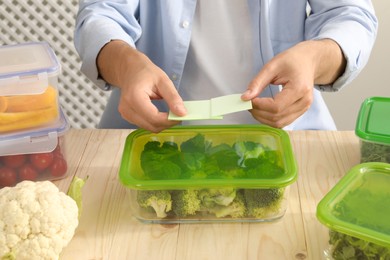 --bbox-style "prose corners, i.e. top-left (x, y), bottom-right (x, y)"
top-left (175, 104), bottom-right (187, 115)
top-left (242, 90), bottom-right (252, 99)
